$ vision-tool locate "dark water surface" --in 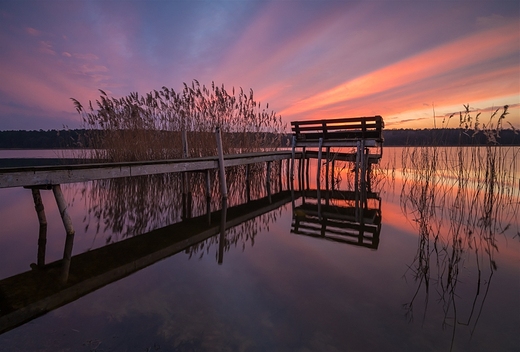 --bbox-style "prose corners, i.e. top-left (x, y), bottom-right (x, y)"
top-left (0, 147), bottom-right (518, 351)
